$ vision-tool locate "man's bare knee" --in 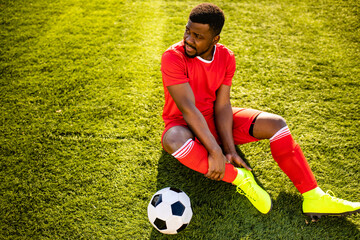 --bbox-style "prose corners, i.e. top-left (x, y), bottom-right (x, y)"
top-left (268, 114), bottom-right (287, 131)
top-left (253, 113), bottom-right (287, 139)
top-left (163, 126), bottom-right (194, 154)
